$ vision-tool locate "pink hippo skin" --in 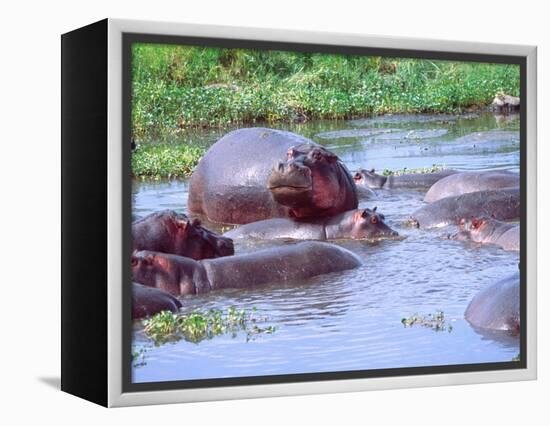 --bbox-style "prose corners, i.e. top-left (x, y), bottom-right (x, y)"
top-left (132, 210), bottom-right (234, 260)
